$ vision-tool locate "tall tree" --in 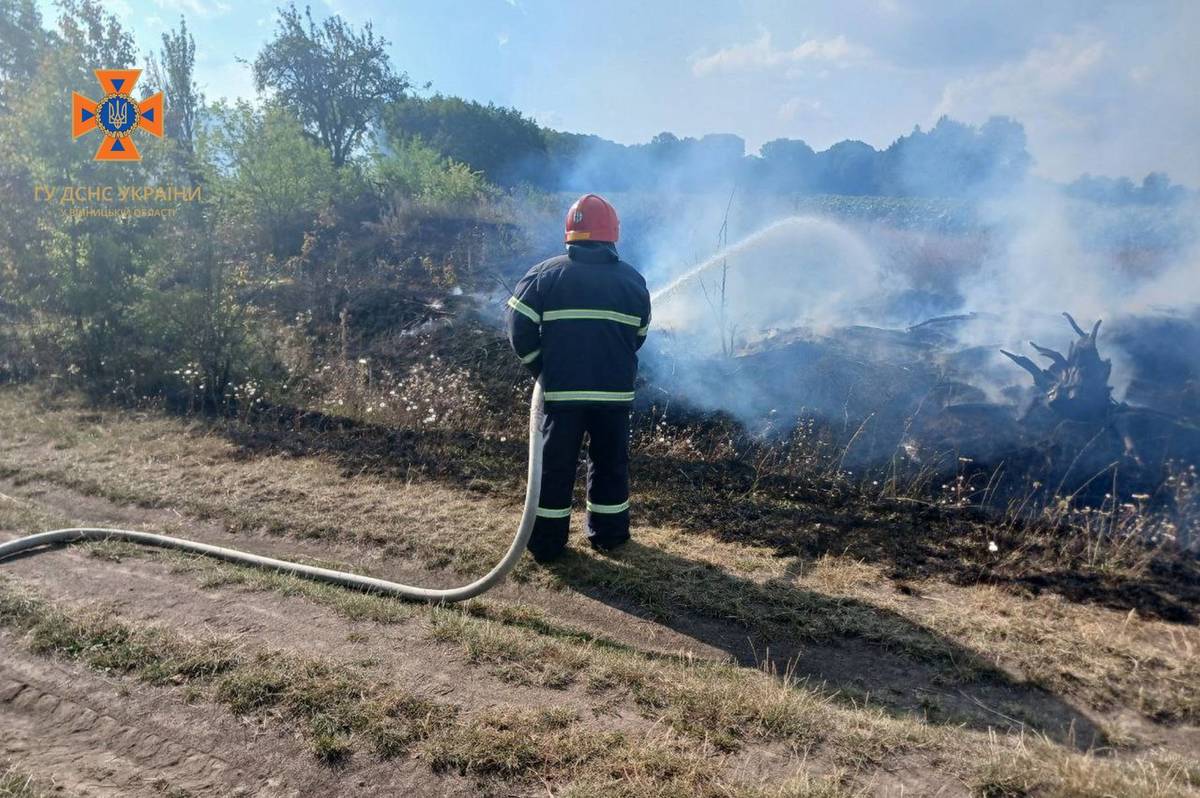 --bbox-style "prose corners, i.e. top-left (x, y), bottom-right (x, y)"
top-left (252, 4), bottom-right (409, 167)
top-left (0, 0), bottom-right (45, 112)
top-left (54, 0), bottom-right (135, 71)
top-left (147, 17), bottom-right (201, 154)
